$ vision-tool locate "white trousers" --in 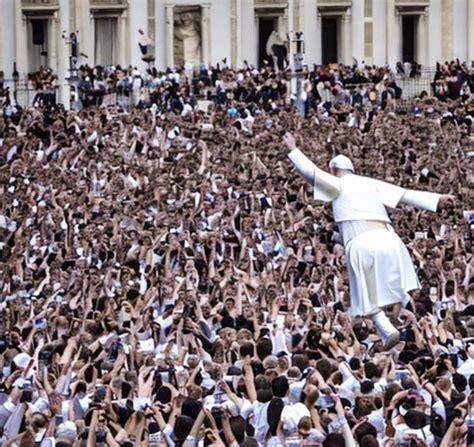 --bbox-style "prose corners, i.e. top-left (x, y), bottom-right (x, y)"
top-left (346, 228), bottom-right (418, 317)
